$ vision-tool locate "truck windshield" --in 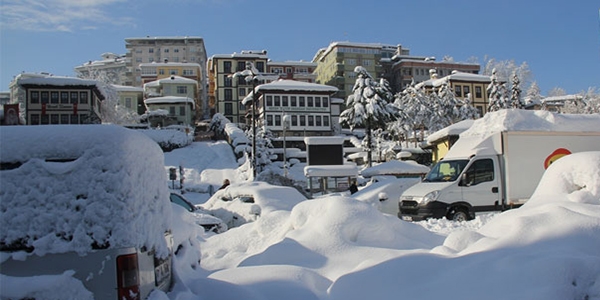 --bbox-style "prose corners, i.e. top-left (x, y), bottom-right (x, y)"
top-left (423, 159), bottom-right (469, 182)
